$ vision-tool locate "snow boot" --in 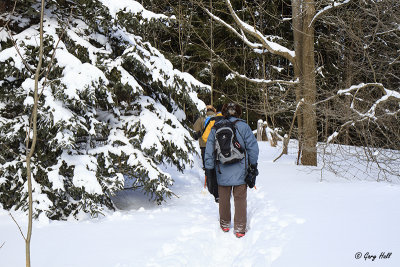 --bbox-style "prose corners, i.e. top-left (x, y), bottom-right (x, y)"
top-left (235, 232), bottom-right (245, 238)
top-left (221, 227), bottom-right (230, 232)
